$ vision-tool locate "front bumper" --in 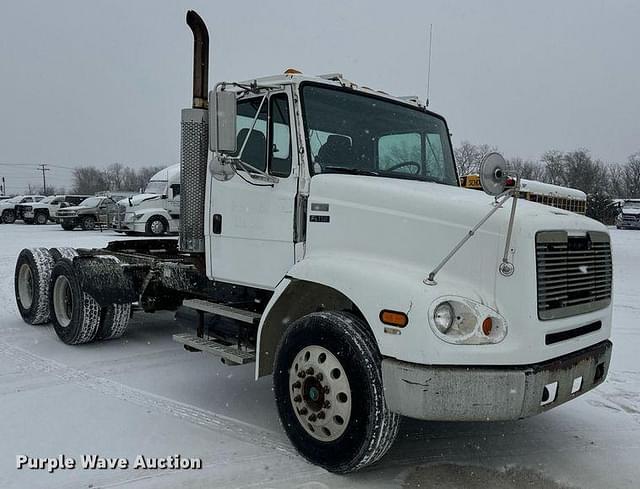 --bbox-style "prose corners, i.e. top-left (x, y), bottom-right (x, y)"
top-left (382, 340), bottom-right (612, 421)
